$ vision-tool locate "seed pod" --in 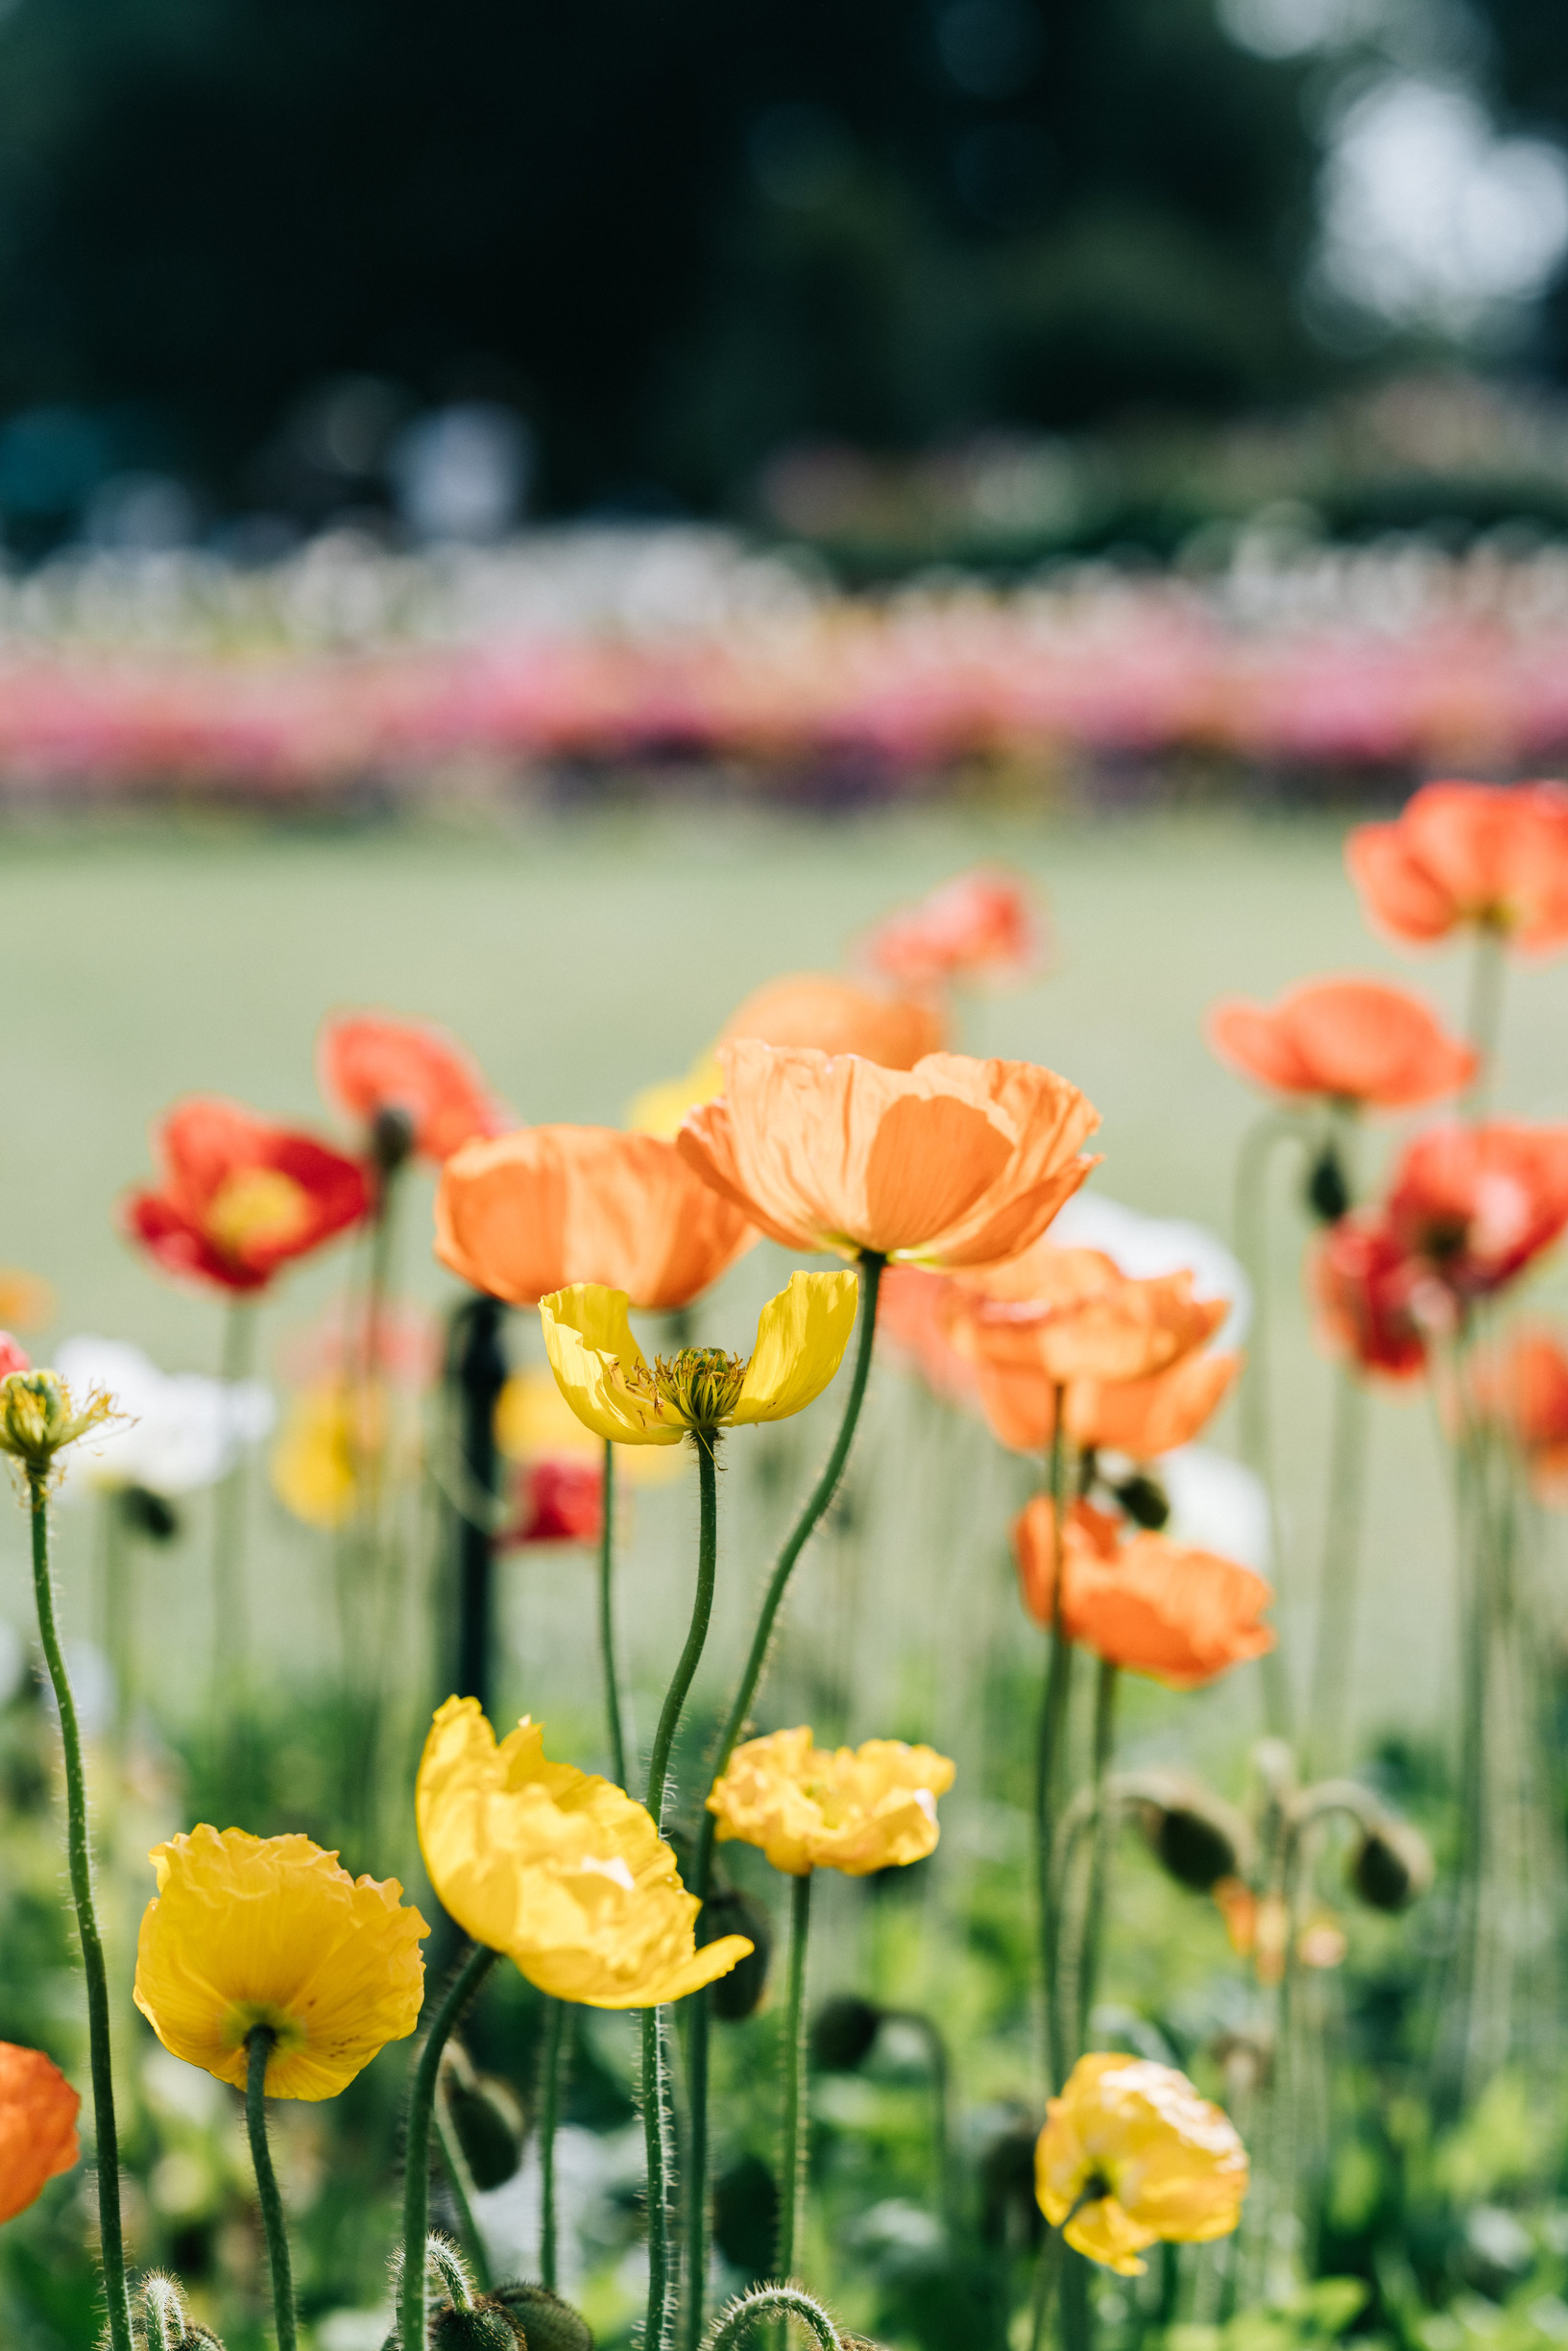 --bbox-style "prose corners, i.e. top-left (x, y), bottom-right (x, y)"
top-left (122, 1485), bottom-right (181, 1541)
top-left (490, 2282), bottom-right (596, 2351)
top-left (430, 2306), bottom-right (527, 2350)
top-left (810, 1993), bottom-right (882, 2072)
top-left (1306, 1142), bottom-right (1351, 1224)
top-left (712, 2152), bottom-right (781, 2281)
top-left (1350, 1816), bottom-right (1433, 1912)
top-left (1112, 1473), bottom-right (1170, 1531)
top-left (443, 2047), bottom-right (526, 2191)
top-left (705, 1883), bottom-right (772, 2022)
